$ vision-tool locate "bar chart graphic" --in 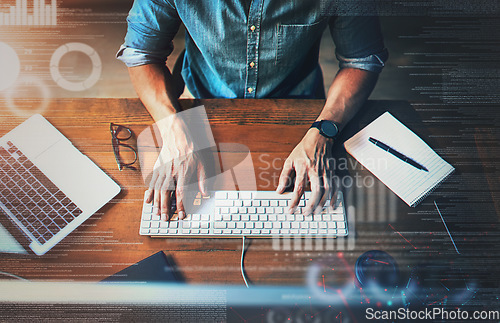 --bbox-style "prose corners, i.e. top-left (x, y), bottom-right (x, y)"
top-left (0, 0), bottom-right (57, 26)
